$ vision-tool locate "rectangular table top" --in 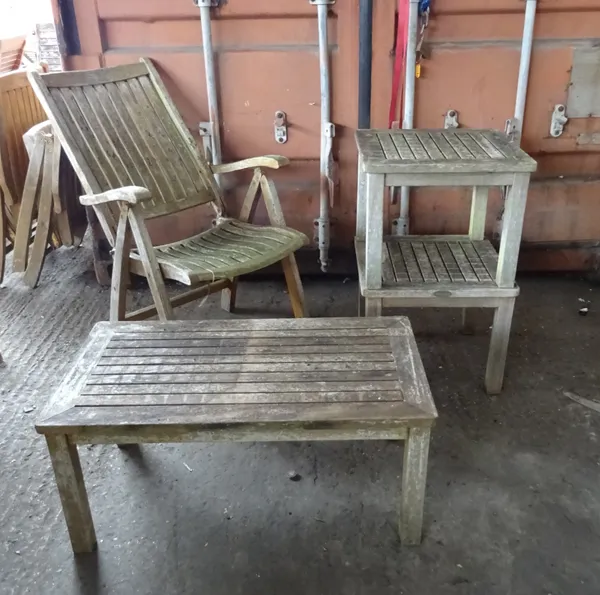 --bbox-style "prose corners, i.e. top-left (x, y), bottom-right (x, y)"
top-left (36, 318), bottom-right (437, 435)
top-left (355, 129), bottom-right (537, 175)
